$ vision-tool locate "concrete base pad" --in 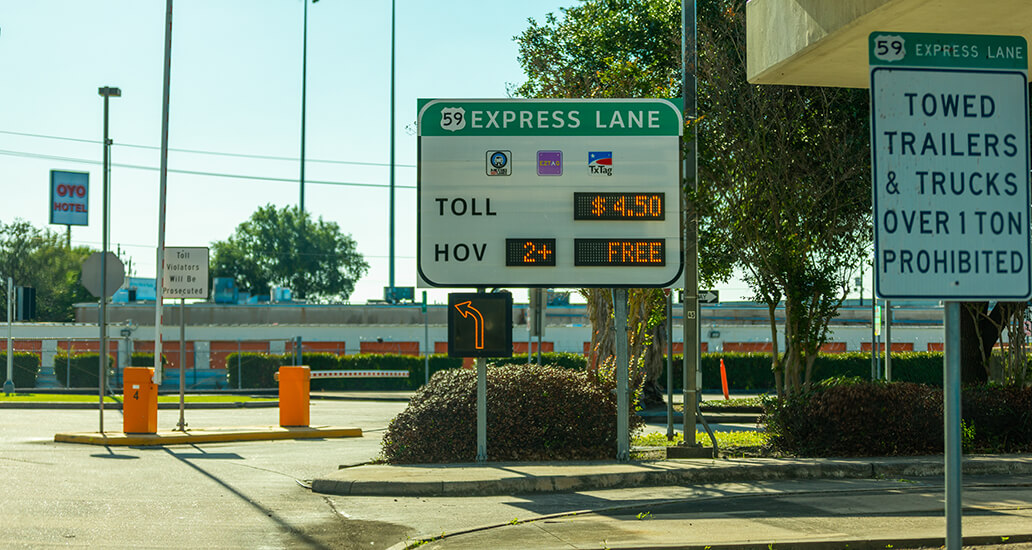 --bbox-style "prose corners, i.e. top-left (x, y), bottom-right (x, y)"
top-left (54, 425), bottom-right (362, 446)
top-left (666, 445), bottom-right (716, 459)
